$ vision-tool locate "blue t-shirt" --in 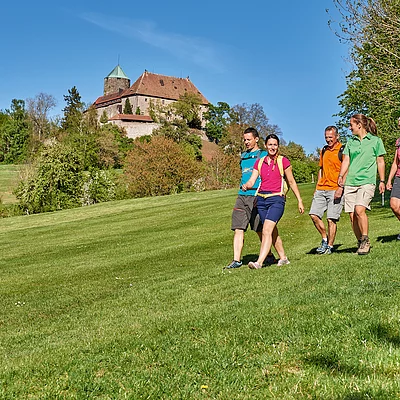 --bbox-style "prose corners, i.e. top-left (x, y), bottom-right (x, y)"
top-left (238, 149), bottom-right (267, 196)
